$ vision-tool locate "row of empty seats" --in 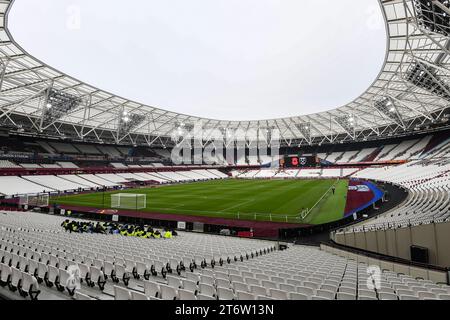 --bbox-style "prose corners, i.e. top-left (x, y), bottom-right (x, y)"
top-left (0, 169), bottom-right (229, 196)
top-left (350, 161), bottom-right (450, 230)
top-left (35, 141), bottom-right (131, 158)
top-left (16, 162), bottom-right (78, 169)
top-left (0, 211), bottom-right (275, 300)
top-left (232, 168), bottom-right (358, 179)
top-left (1, 211), bottom-right (449, 300)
